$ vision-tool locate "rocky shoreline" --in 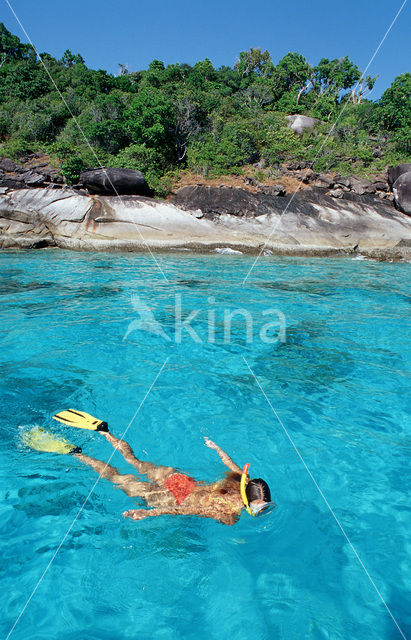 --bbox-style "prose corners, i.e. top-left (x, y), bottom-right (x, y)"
top-left (1, 181), bottom-right (410, 260)
top-left (0, 155), bottom-right (410, 260)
